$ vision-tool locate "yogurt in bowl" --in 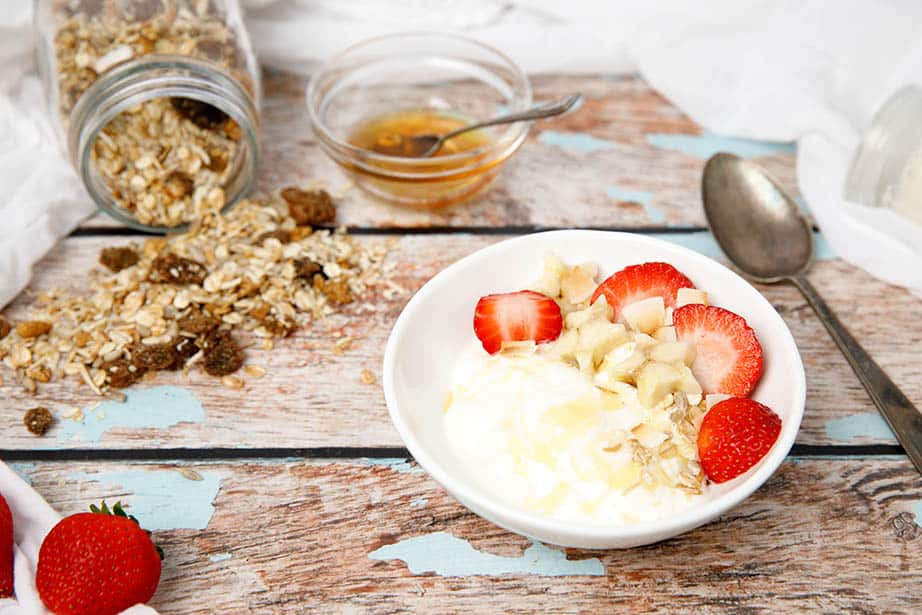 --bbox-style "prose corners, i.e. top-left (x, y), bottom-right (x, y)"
top-left (383, 231), bottom-right (805, 548)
